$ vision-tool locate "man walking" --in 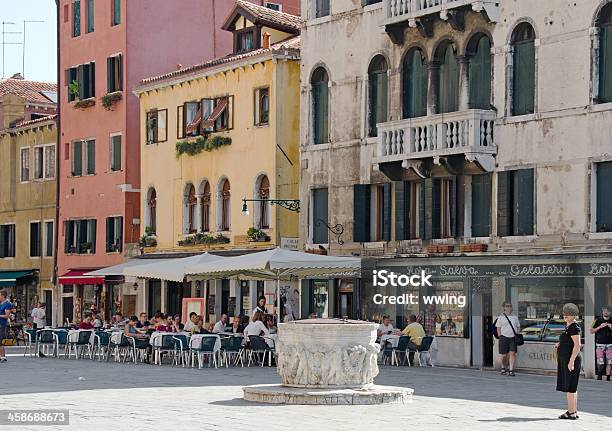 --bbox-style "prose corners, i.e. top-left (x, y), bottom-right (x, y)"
top-left (496, 301), bottom-right (521, 376)
top-left (0, 290), bottom-right (16, 363)
top-left (591, 306), bottom-right (612, 381)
